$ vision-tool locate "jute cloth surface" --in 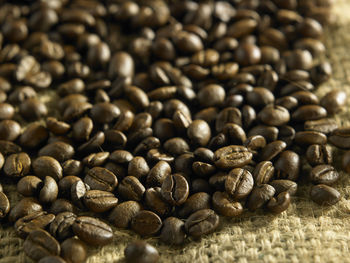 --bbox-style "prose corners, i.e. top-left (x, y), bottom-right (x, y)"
top-left (1, 1), bottom-right (350, 262)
